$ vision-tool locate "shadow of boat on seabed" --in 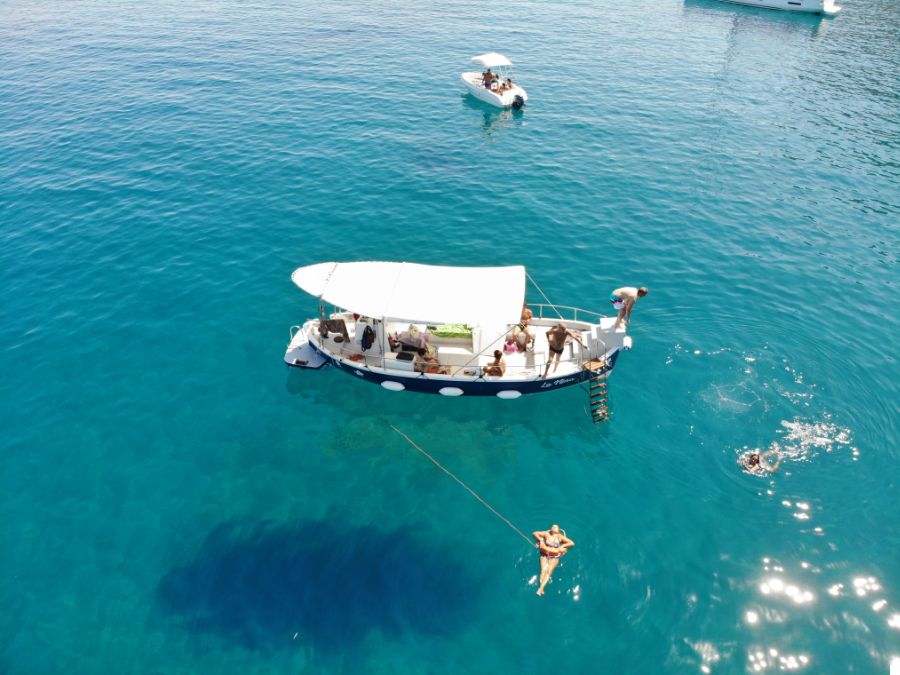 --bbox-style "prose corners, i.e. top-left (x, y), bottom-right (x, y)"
top-left (157, 519), bottom-right (482, 651)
